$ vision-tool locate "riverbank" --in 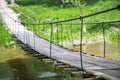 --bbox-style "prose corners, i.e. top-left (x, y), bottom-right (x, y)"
top-left (0, 47), bottom-right (84, 80)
